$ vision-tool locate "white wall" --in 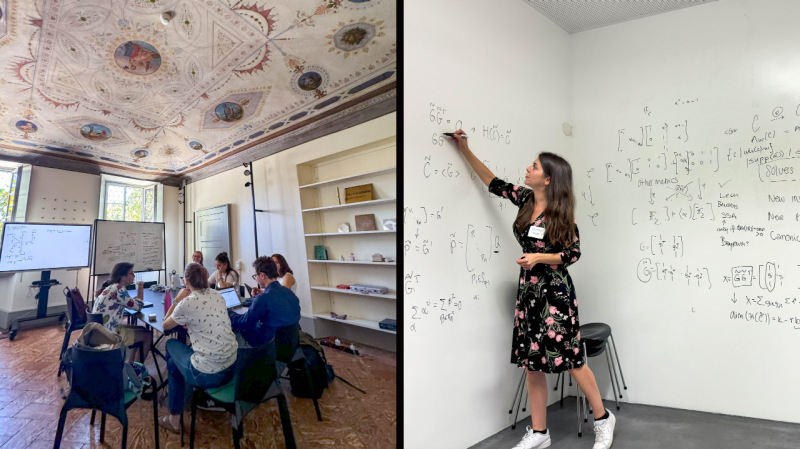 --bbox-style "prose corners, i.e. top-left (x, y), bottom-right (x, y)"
top-left (186, 112), bottom-right (397, 321)
top-left (0, 166), bottom-right (181, 324)
top-left (403, 0), bottom-right (573, 447)
top-left (569, 0), bottom-right (800, 425)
